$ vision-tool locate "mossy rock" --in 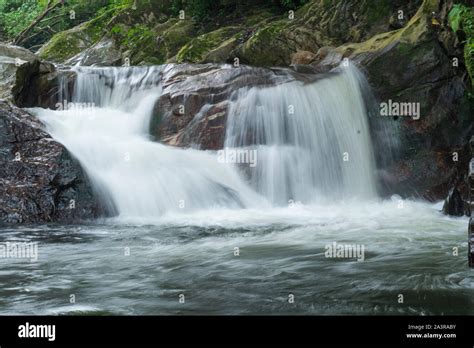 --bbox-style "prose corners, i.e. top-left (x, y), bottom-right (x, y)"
top-left (238, 20), bottom-right (293, 66)
top-left (38, 26), bottom-right (92, 63)
top-left (125, 18), bottom-right (197, 65)
top-left (38, 9), bottom-right (118, 63)
top-left (160, 20), bottom-right (196, 62)
top-left (176, 26), bottom-right (242, 63)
